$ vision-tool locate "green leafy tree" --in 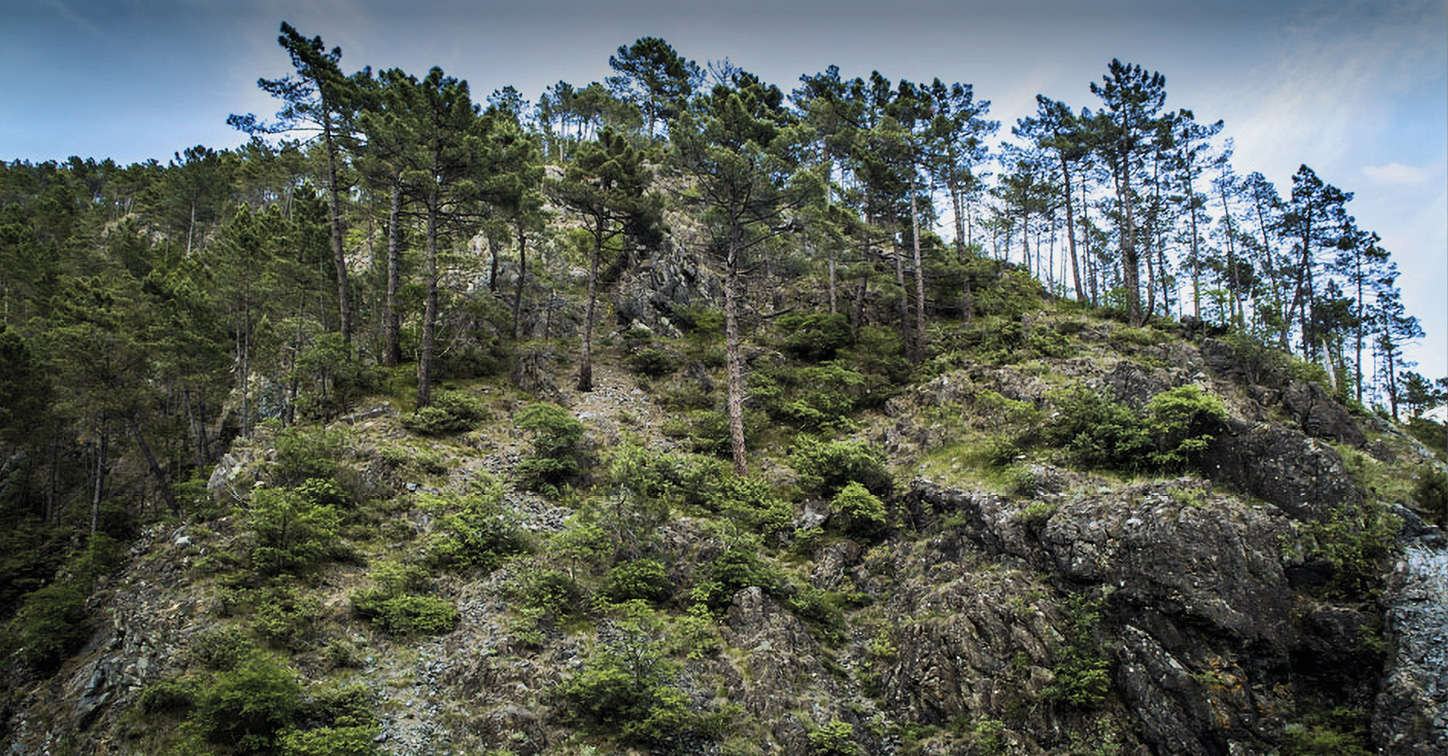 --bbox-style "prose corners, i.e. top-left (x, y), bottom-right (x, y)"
top-left (607, 37), bottom-right (703, 138)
